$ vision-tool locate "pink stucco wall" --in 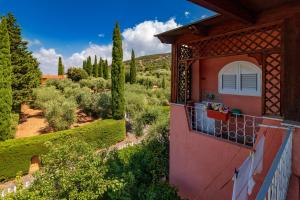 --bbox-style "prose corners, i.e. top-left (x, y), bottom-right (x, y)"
top-left (191, 55), bottom-right (262, 116)
top-left (169, 104), bottom-right (286, 200)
